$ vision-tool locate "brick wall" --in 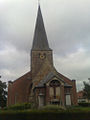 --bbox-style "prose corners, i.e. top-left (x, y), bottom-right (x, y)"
top-left (7, 72), bottom-right (32, 106)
